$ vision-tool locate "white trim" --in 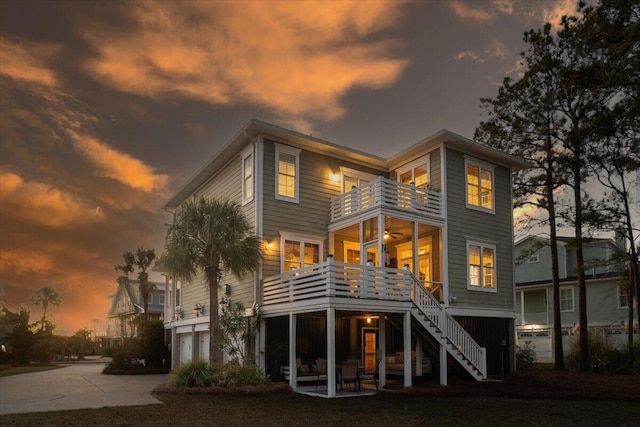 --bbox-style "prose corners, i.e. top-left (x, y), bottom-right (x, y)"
top-left (256, 137), bottom-right (264, 306)
top-left (441, 144), bottom-right (449, 306)
top-left (464, 156), bottom-right (495, 214)
top-left (279, 231), bottom-right (325, 273)
top-left (527, 254), bottom-right (540, 264)
top-left (560, 286), bottom-right (575, 312)
top-left (446, 306), bottom-right (516, 319)
top-left (274, 143), bottom-right (301, 203)
top-left (466, 239), bottom-right (497, 293)
top-left (339, 166), bottom-right (377, 193)
top-left (395, 154), bottom-right (430, 188)
top-left (240, 145), bottom-right (254, 205)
